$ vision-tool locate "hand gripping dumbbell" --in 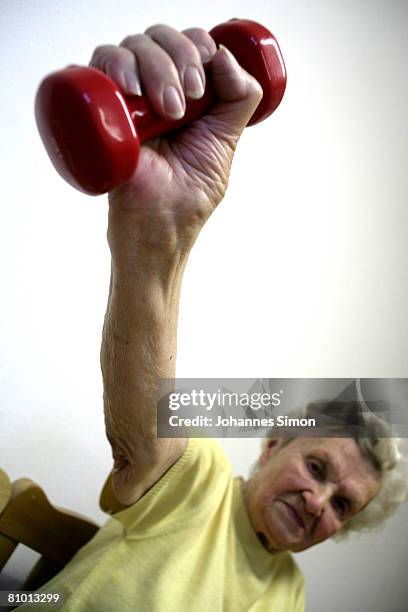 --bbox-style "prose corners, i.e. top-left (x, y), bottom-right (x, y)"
top-left (35, 19), bottom-right (287, 196)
